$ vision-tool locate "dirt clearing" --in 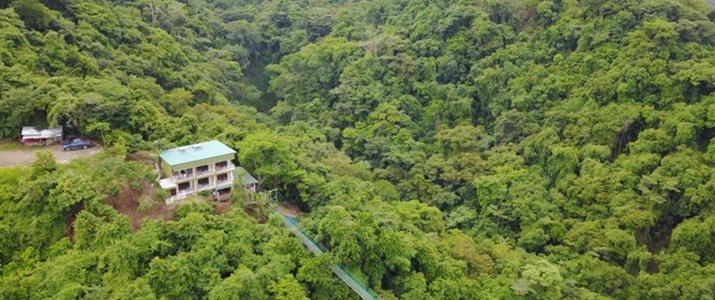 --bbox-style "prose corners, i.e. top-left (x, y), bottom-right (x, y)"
top-left (104, 182), bottom-right (177, 231)
top-left (214, 200), bottom-right (235, 214)
top-left (0, 144), bottom-right (101, 167)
